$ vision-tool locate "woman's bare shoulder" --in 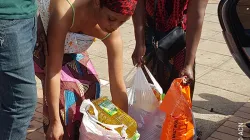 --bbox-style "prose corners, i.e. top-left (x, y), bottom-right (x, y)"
top-left (50, 0), bottom-right (76, 19)
top-left (49, 0), bottom-right (80, 30)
